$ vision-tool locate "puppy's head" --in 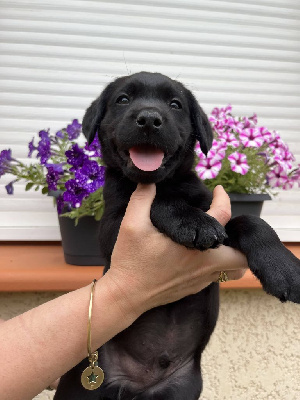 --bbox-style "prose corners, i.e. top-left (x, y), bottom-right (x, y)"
top-left (82, 72), bottom-right (213, 183)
